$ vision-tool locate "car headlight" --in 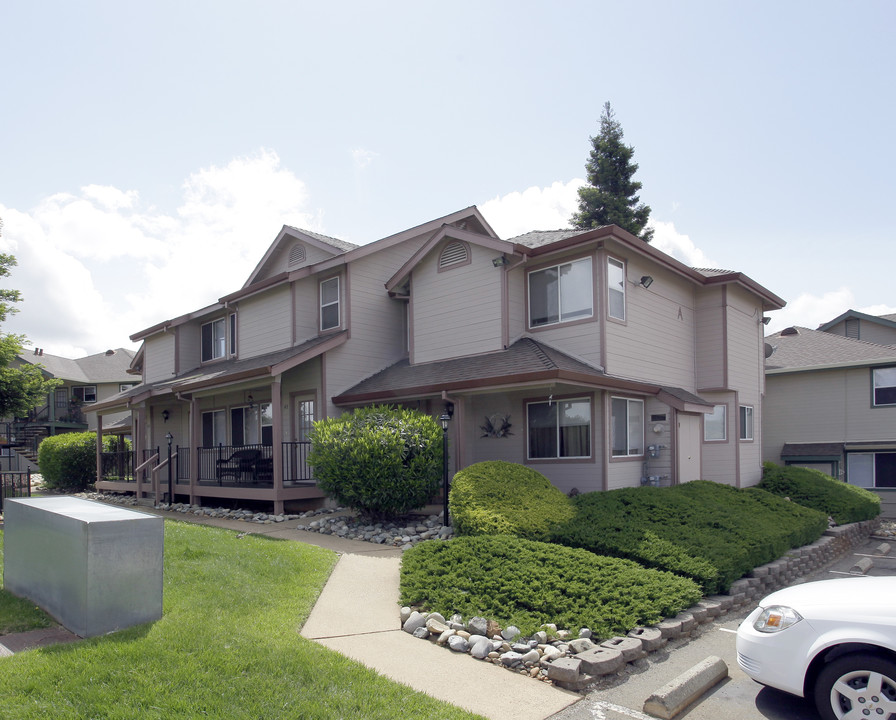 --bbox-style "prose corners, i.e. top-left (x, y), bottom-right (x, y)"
top-left (753, 605), bottom-right (803, 633)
